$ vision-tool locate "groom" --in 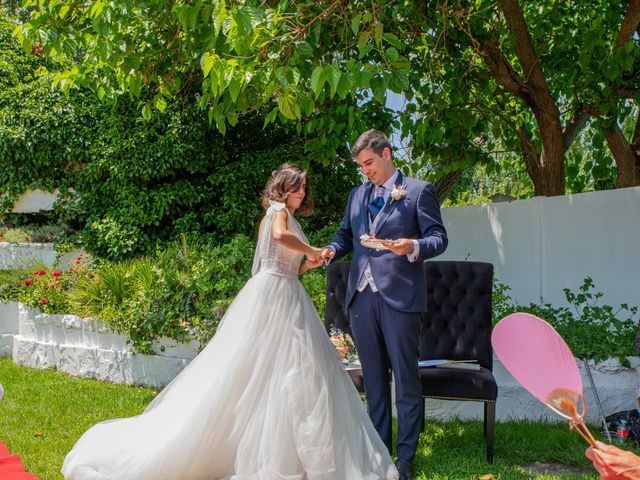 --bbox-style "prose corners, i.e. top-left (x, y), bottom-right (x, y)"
top-left (323, 130), bottom-right (448, 479)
